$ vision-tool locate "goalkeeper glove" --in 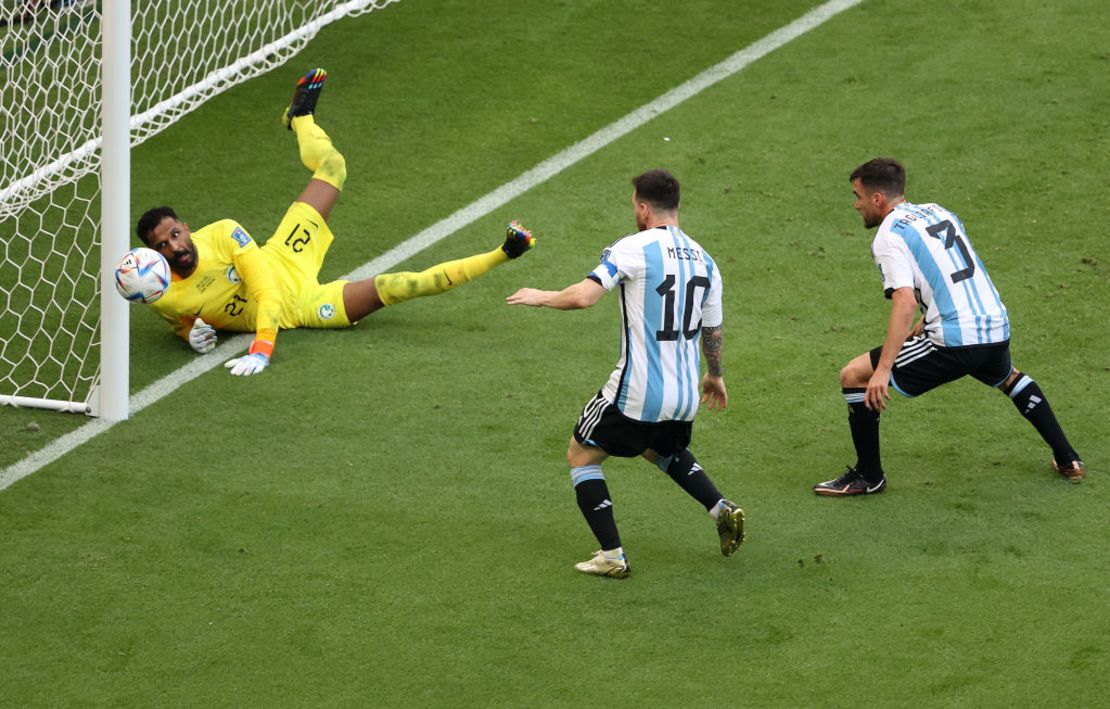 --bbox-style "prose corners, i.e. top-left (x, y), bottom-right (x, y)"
top-left (188, 317), bottom-right (217, 354)
top-left (224, 339), bottom-right (273, 377)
